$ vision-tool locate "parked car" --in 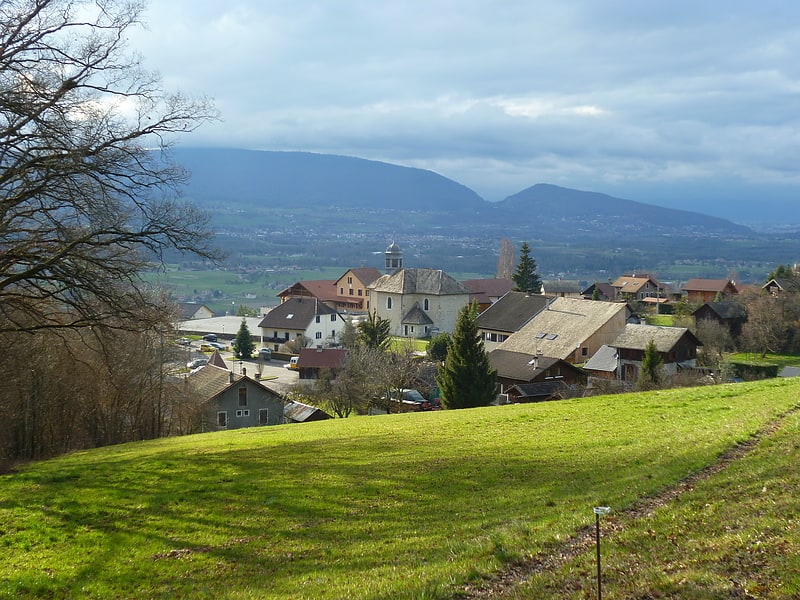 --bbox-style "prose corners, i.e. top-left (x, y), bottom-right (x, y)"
top-left (176, 337), bottom-right (191, 346)
top-left (258, 348), bottom-right (272, 361)
top-left (202, 333), bottom-right (218, 342)
top-left (208, 341), bottom-right (227, 350)
top-left (187, 358), bottom-right (208, 369)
